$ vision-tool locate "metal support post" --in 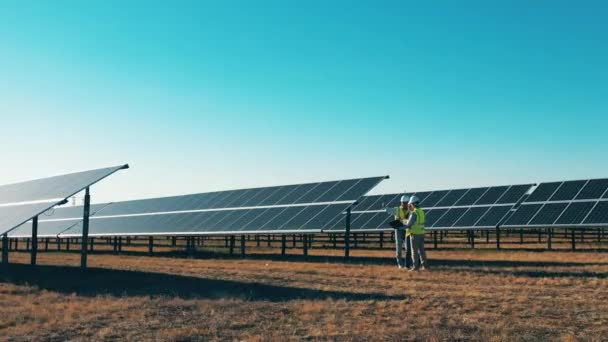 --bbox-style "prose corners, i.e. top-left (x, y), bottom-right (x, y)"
top-left (31, 216), bottom-right (38, 265)
top-left (240, 235), bottom-right (246, 255)
top-left (496, 226), bottom-right (501, 249)
top-left (81, 187), bottom-right (91, 269)
top-left (344, 208), bottom-right (351, 258)
top-left (1, 234), bottom-right (8, 265)
top-left (148, 236), bottom-right (154, 255)
top-left (281, 234), bottom-right (286, 256)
